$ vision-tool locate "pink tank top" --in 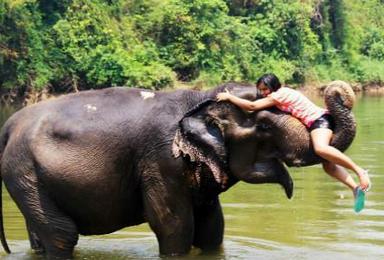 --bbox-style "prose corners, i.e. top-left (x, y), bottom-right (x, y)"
top-left (269, 87), bottom-right (327, 127)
